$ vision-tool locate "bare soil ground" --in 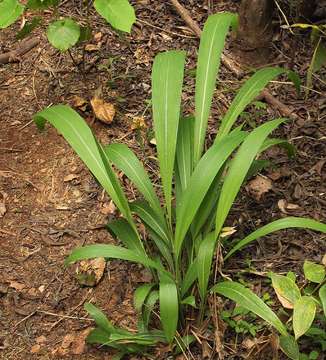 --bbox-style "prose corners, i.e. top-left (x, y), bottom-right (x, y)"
top-left (0, 1), bottom-right (325, 359)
